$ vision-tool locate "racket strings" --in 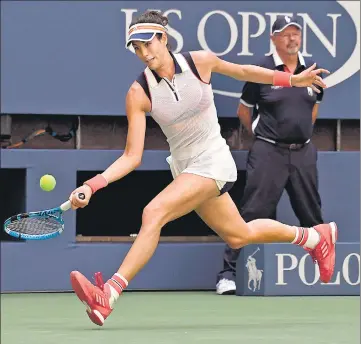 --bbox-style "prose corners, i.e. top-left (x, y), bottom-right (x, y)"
top-left (6, 216), bottom-right (62, 235)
